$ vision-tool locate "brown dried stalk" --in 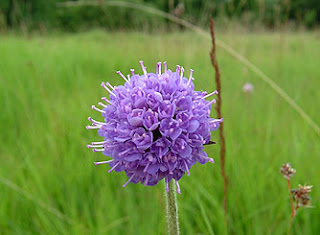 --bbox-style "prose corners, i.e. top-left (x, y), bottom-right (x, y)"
top-left (209, 18), bottom-right (228, 229)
